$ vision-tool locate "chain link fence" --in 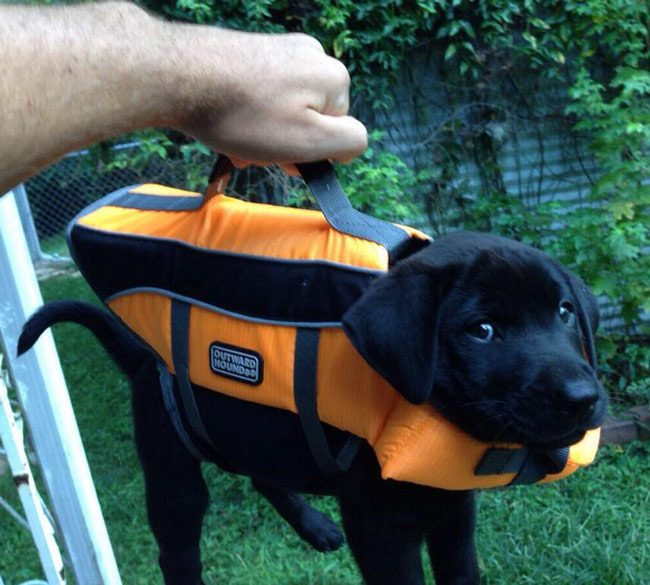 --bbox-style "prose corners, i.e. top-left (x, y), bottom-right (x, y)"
top-left (23, 145), bottom-right (200, 259)
top-left (23, 145), bottom-right (299, 261)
